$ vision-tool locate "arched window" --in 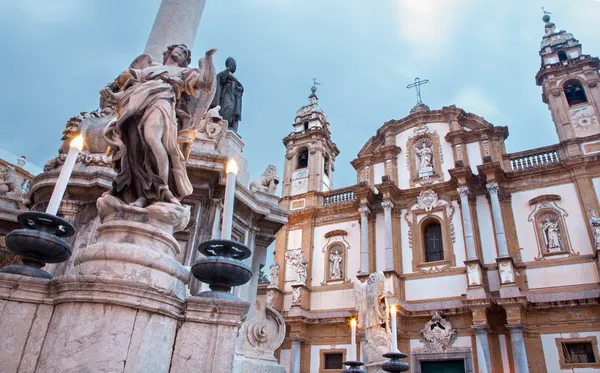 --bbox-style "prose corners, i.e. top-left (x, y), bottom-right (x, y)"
top-left (564, 80), bottom-right (588, 106)
top-left (557, 50), bottom-right (568, 62)
top-left (324, 155), bottom-right (330, 176)
top-left (424, 221), bottom-right (443, 262)
top-left (297, 148), bottom-right (309, 169)
top-left (303, 121), bottom-right (309, 131)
